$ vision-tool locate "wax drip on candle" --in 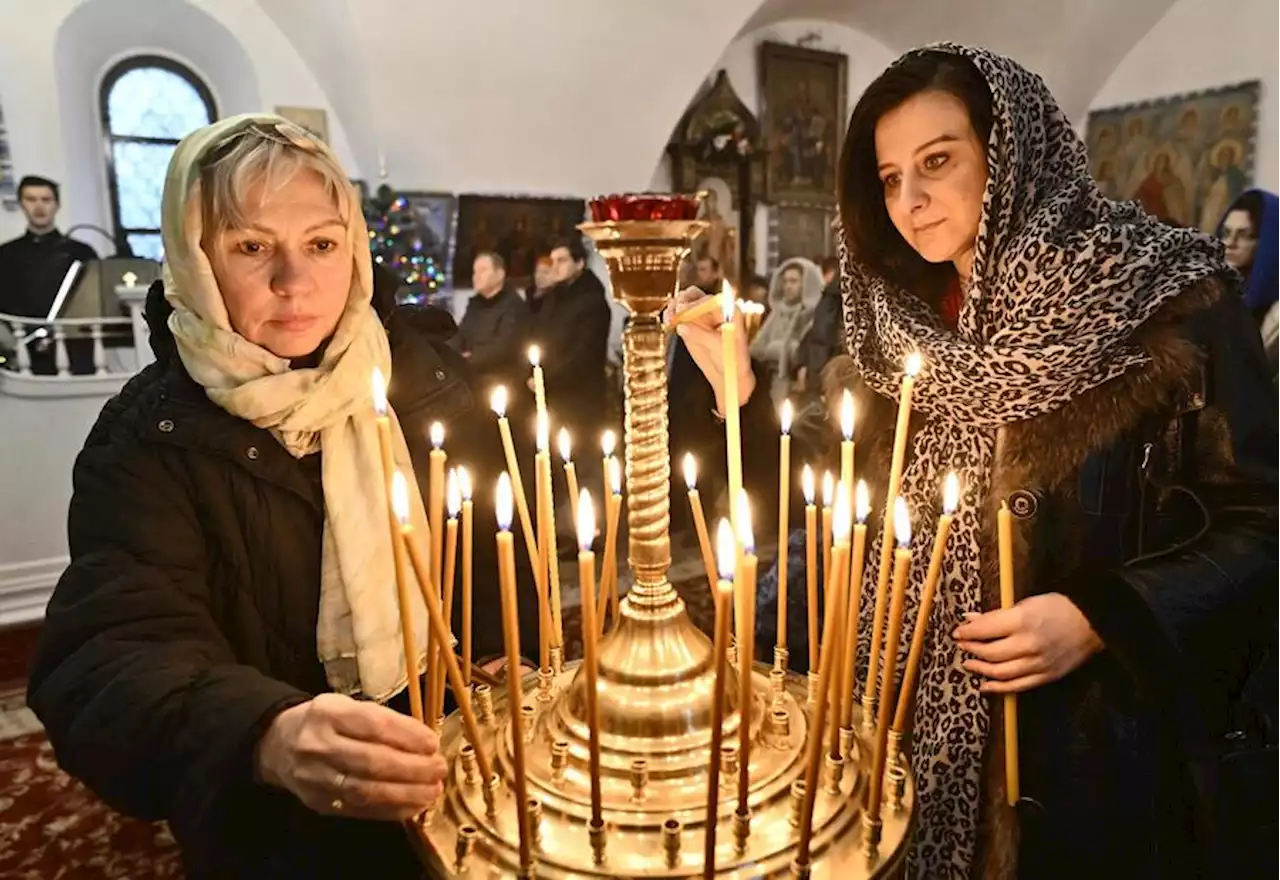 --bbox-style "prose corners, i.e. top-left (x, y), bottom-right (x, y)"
top-left (371, 368), bottom-right (388, 416)
top-left (856, 480), bottom-right (872, 524)
top-left (682, 452), bottom-right (697, 490)
top-left (489, 386), bottom-right (508, 417)
top-left (802, 464), bottom-right (815, 505)
top-left (558, 428), bottom-right (572, 463)
top-left (496, 473), bottom-right (514, 530)
top-left (430, 422), bottom-right (445, 449)
top-left (893, 497), bottom-right (912, 547)
top-left (601, 430), bottom-right (616, 459)
top-left (821, 471), bottom-right (835, 508)
top-left (609, 457), bottom-right (622, 496)
top-left (943, 472), bottom-right (960, 513)
top-left (840, 390), bottom-right (854, 441)
top-left (391, 471), bottom-right (410, 524)
top-left (781, 399), bottom-right (793, 435)
top-left (447, 469), bottom-right (461, 518)
top-left (715, 519), bottom-right (736, 580)
top-left (577, 490), bottom-right (595, 551)
top-left (536, 410), bottom-right (550, 453)
top-left (458, 466), bottom-right (472, 502)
